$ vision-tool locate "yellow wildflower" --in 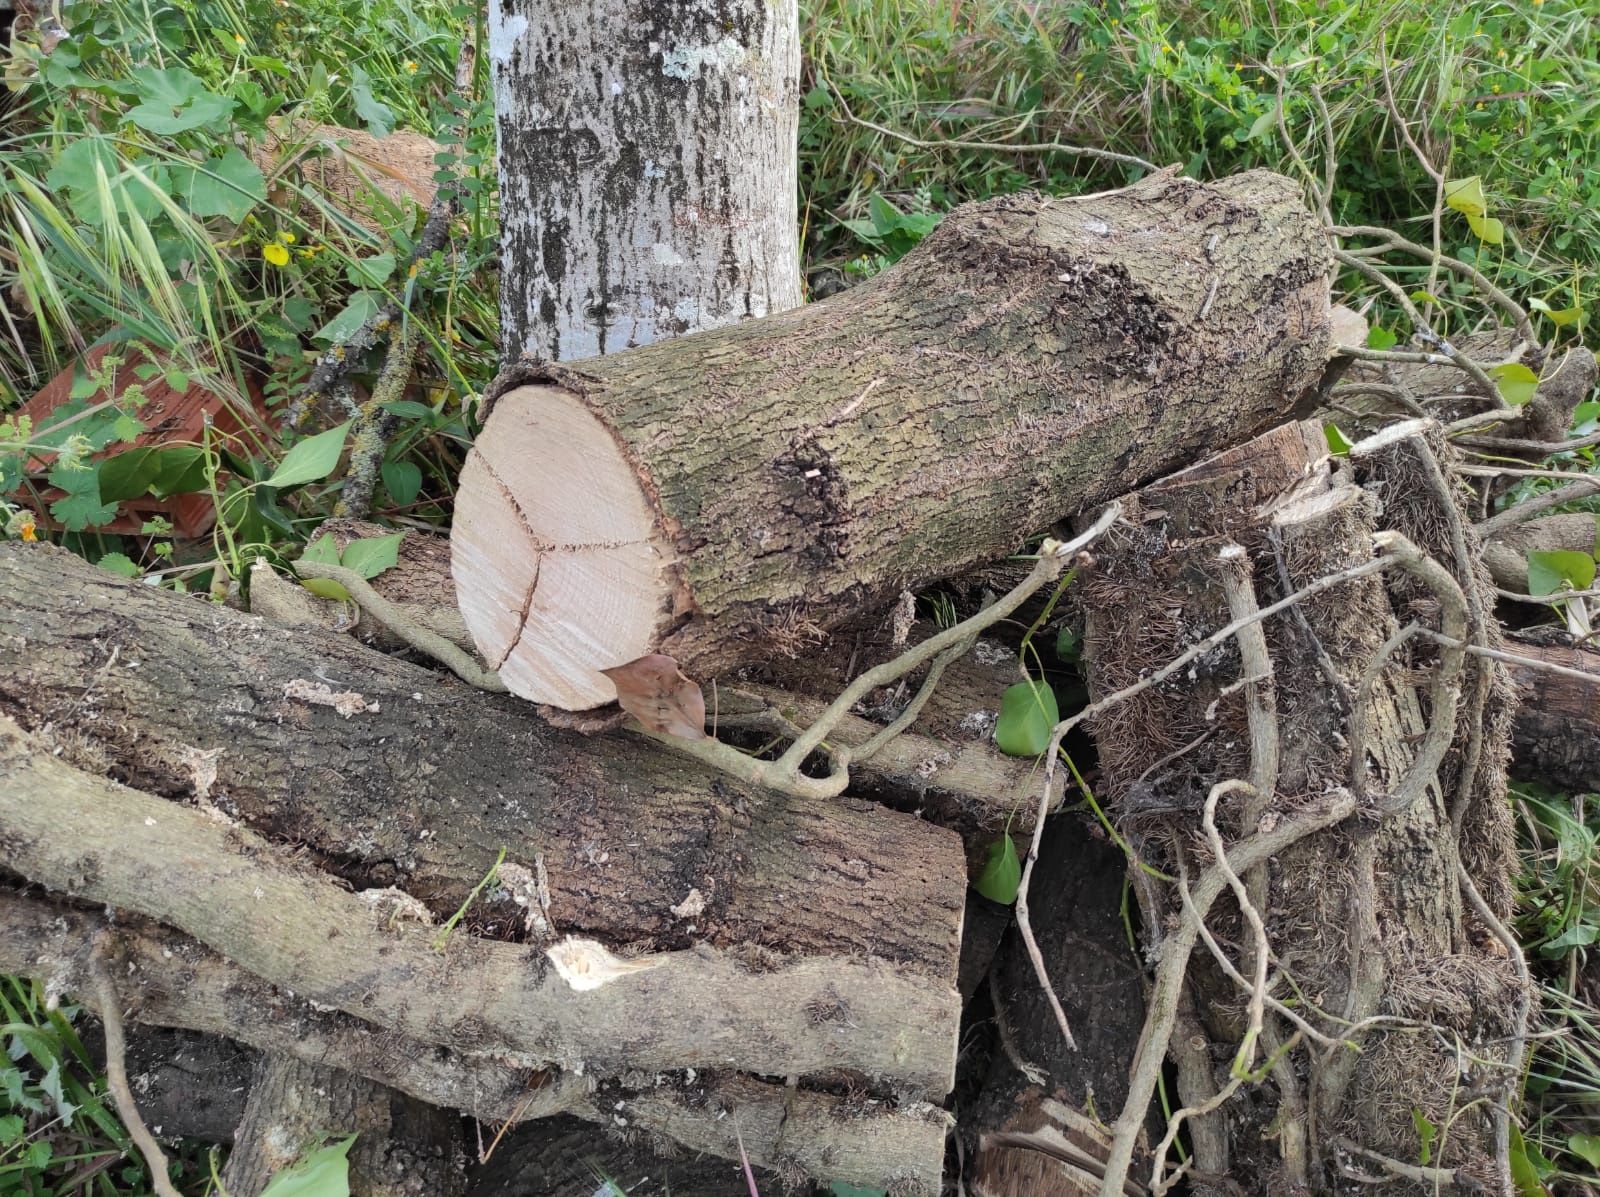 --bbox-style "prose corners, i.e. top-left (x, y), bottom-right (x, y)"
top-left (282, 232), bottom-right (296, 244)
top-left (262, 242), bottom-right (290, 267)
top-left (404, 60), bottom-right (419, 74)
top-left (20, 519), bottom-right (37, 542)
top-left (233, 33), bottom-right (245, 46)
